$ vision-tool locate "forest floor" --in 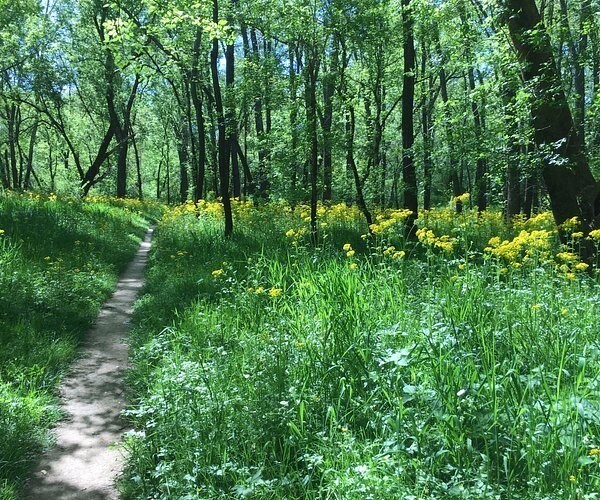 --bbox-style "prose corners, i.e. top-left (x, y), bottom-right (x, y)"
top-left (22, 228), bottom-right (153, 500)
